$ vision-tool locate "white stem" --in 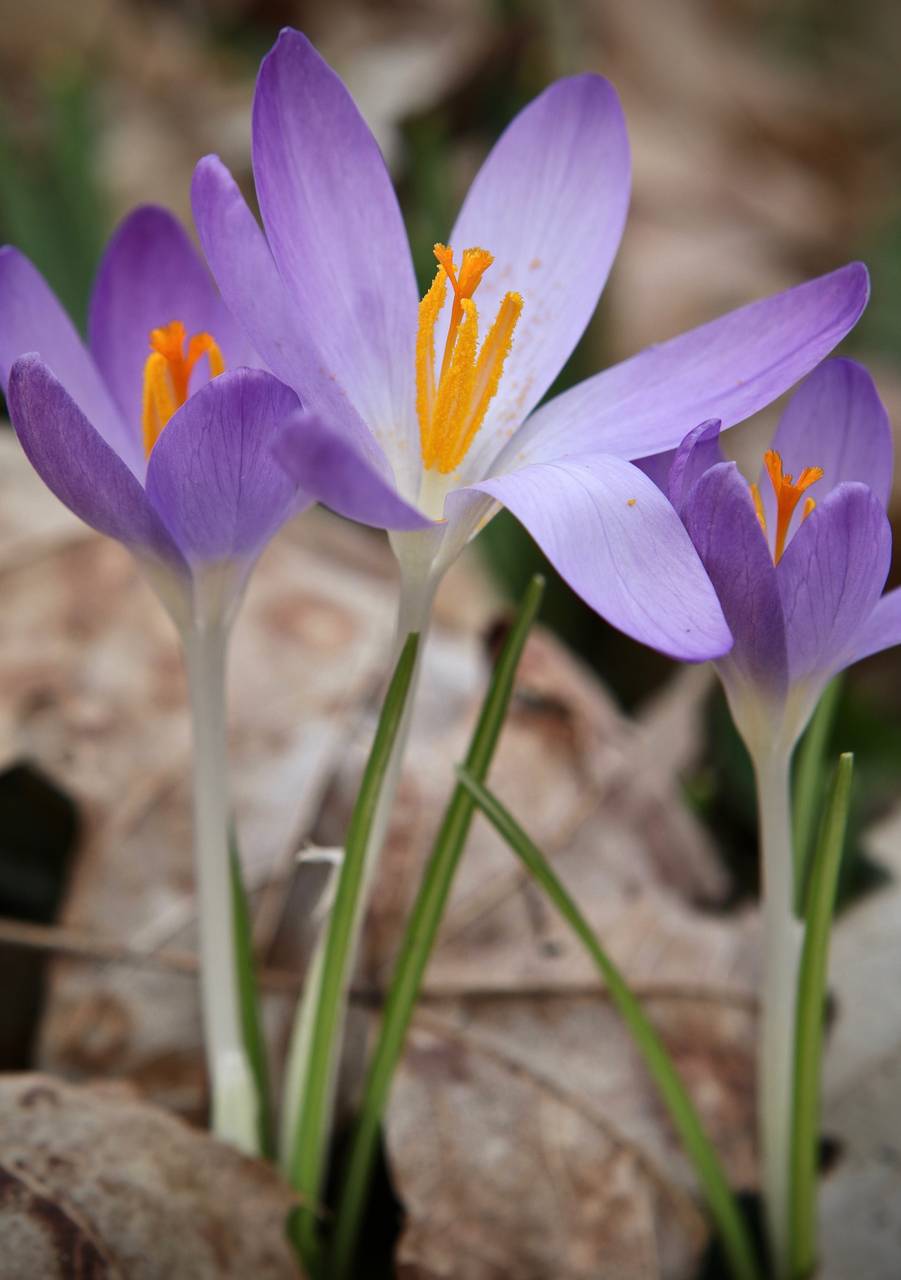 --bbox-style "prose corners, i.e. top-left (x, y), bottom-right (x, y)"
top-left (279, 573), bottom-right (434, 1169)
top-left (753, 747), bottom-right (803, 1278)
top-left (183, 622), bottom-right (259, 1155)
